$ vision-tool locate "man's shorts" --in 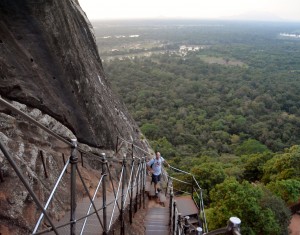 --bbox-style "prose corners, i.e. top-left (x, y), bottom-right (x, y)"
top-left (152, 174), bottom-right (161, 184)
